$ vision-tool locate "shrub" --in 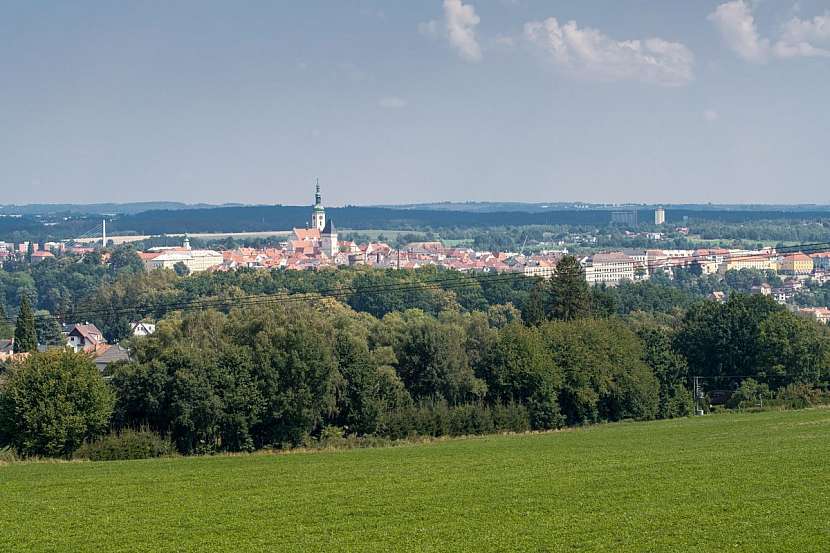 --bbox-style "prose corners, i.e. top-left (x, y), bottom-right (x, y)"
top-left (0, 445), bottom-right (20, 464)
top-left (727, 378), bottom-right (771, 409)
top-left (302, 426), bottom-right (396, 450)
top-left (774, 383), bottom-right (824, 409)
top-left (528, 389), bottom-right (564, 430)
top-left (728, 379), bottom-right (760, 409)
top-left (662, 385), bottom-right (694, 418)
top-left (378, 401), bottom-right (532, 440)
top-left (491, 402), bottom-right (531, 433)
top-left (74, 428), bottom-right (174, 461)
